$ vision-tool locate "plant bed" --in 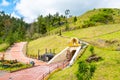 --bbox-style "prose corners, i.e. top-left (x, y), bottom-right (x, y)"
top-left (86, 54), bottom-right (102, 63)
top-left (0, 60), bottom-right (32, 72)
